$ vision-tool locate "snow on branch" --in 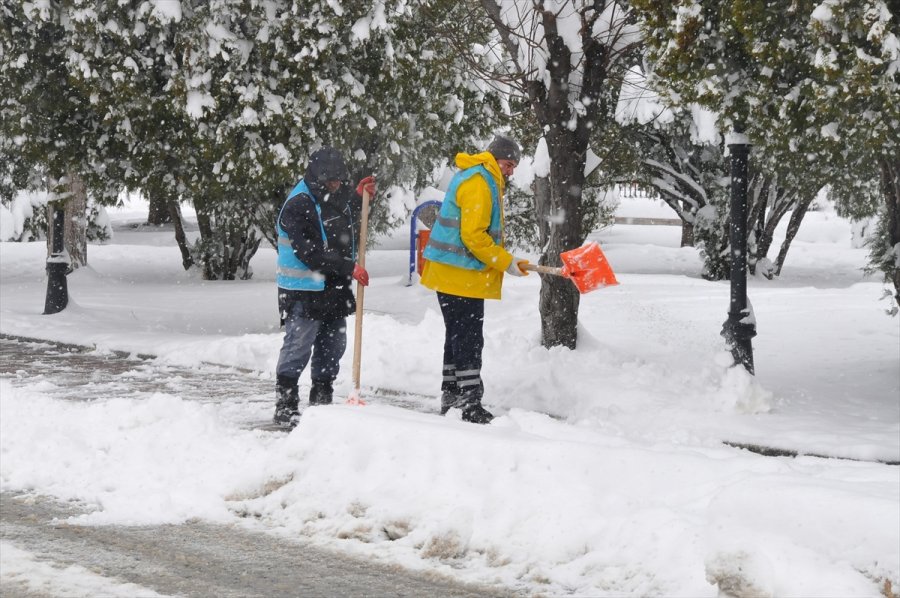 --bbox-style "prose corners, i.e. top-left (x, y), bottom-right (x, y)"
top-left (482, 0), bottom-right (642, 103)
top-left (644, 157), bottom-right (706, 208)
